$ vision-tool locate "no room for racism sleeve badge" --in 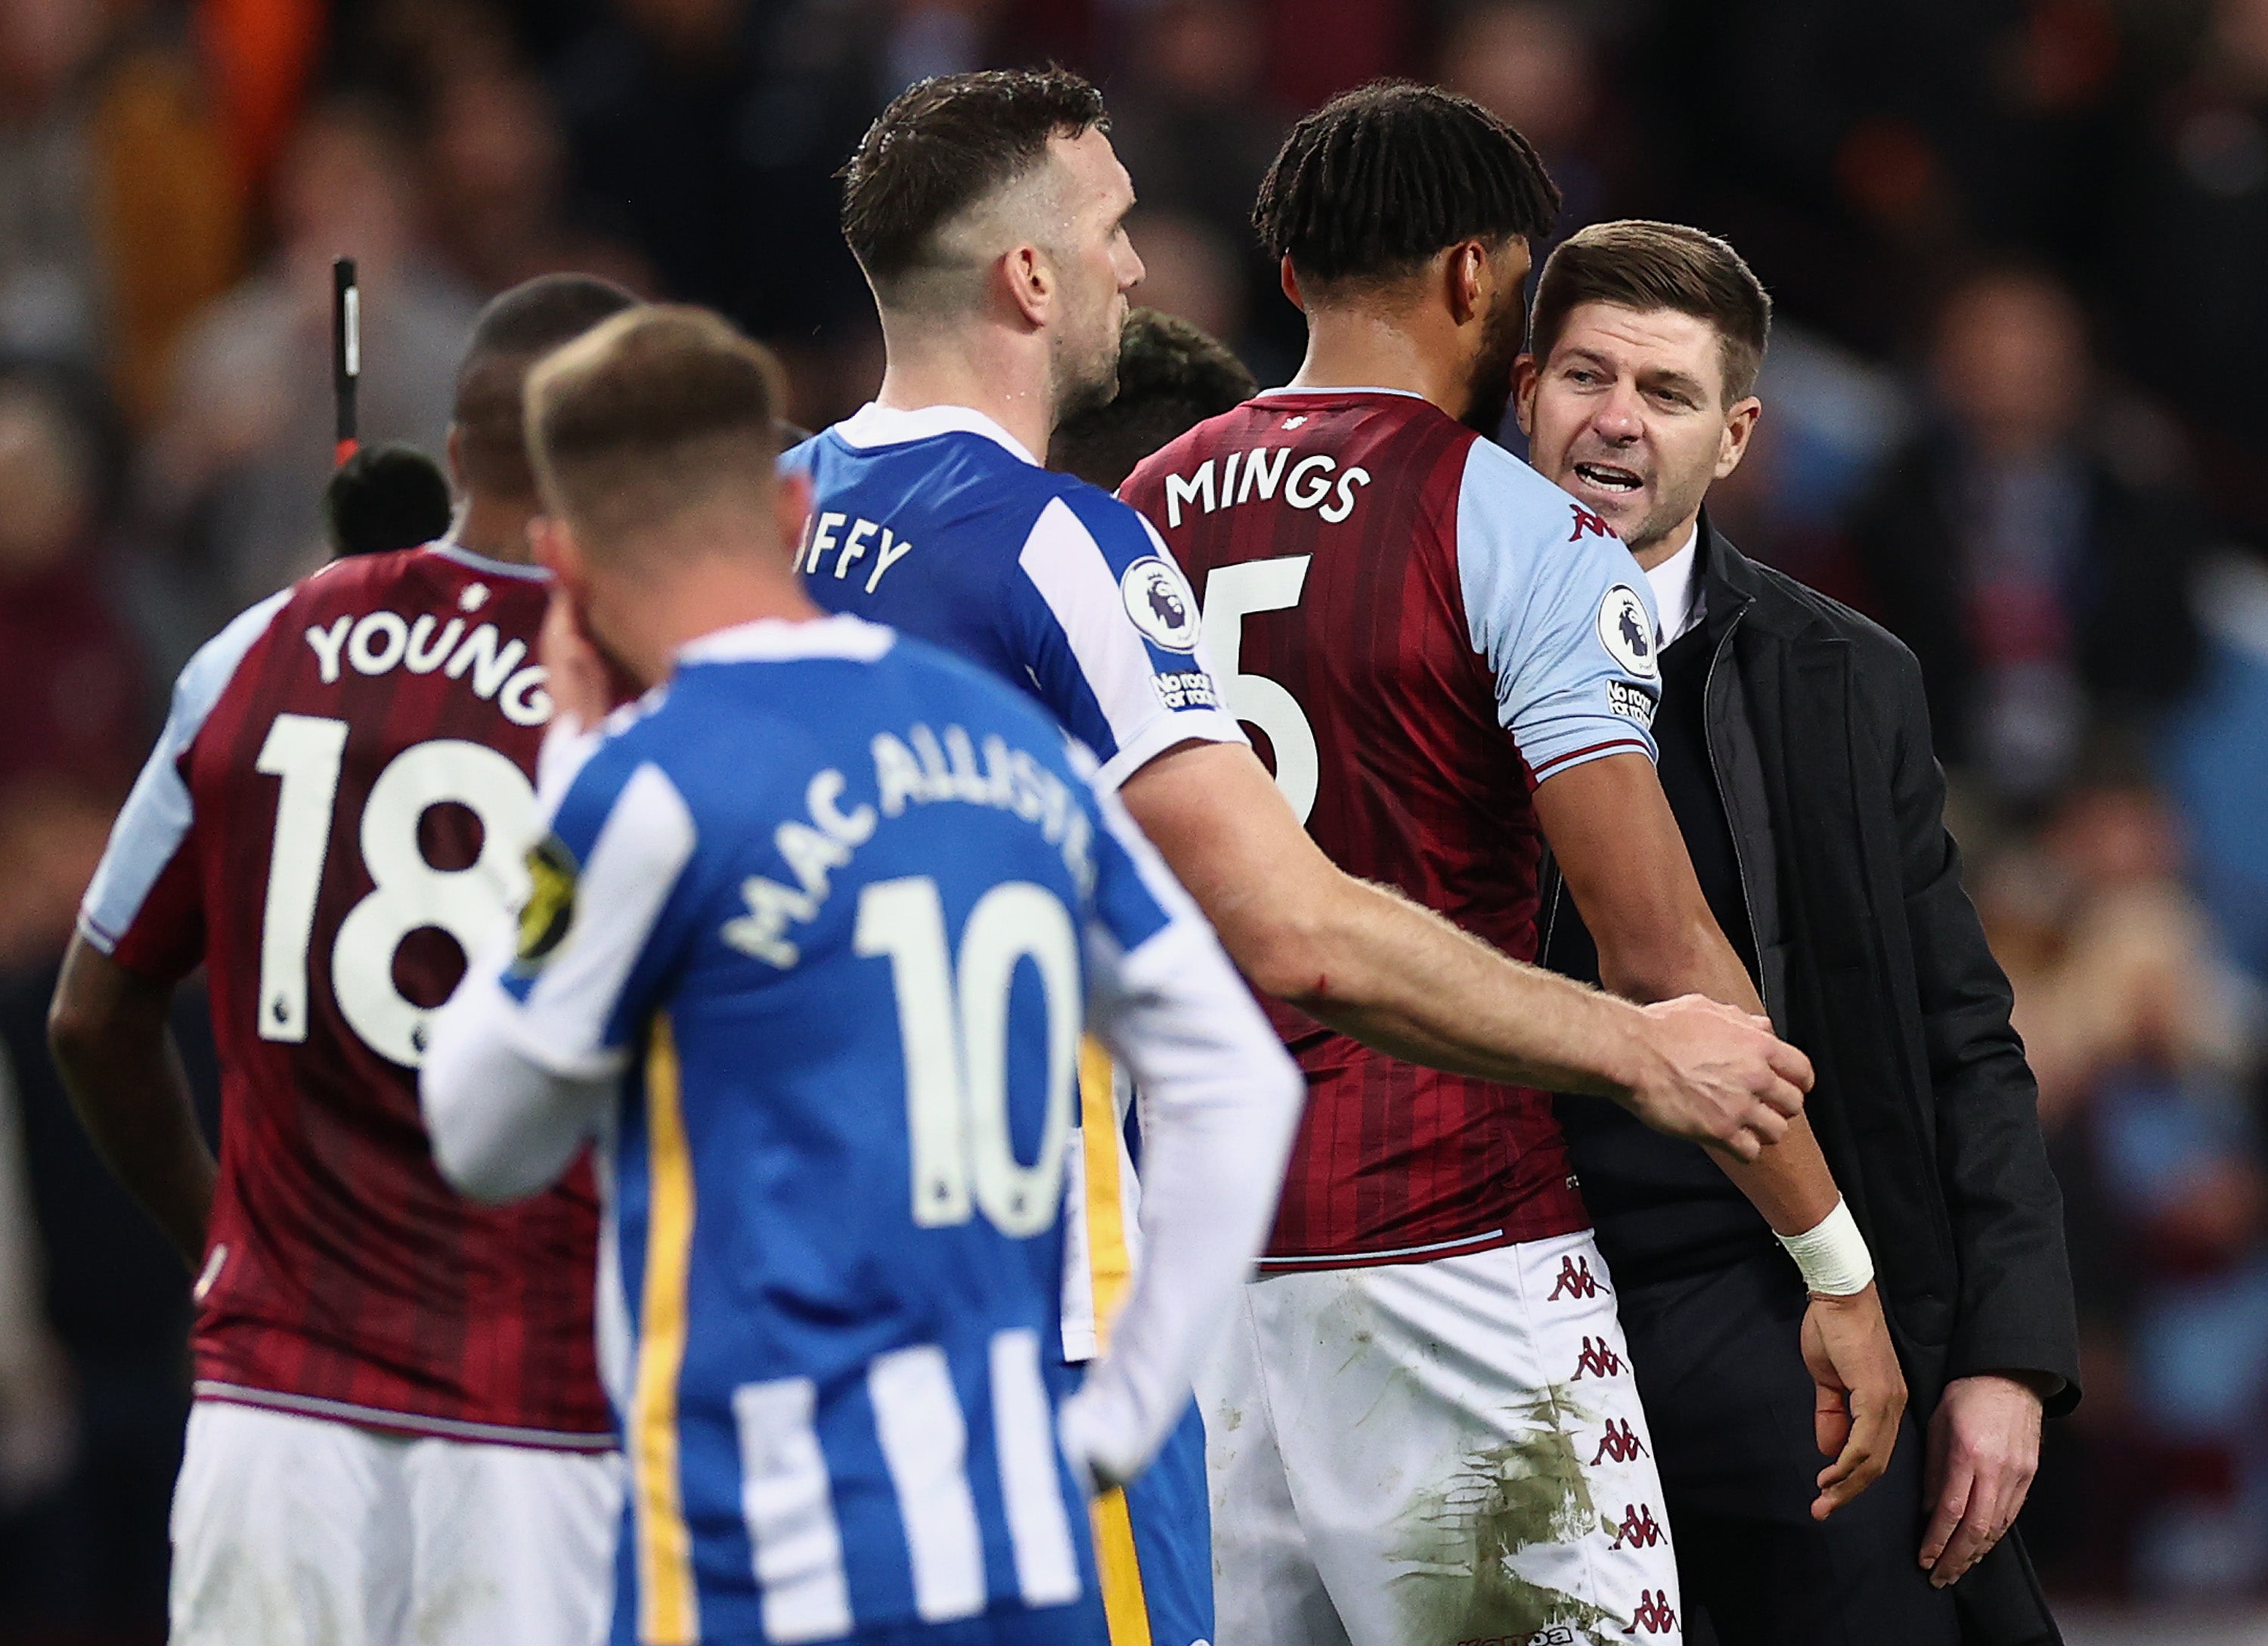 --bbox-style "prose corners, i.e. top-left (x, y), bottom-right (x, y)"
top-left (513, 834), bottom-right (579, 972)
